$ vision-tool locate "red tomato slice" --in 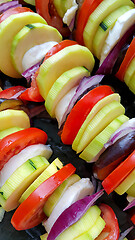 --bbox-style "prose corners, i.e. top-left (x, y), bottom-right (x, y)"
top-left (61, 85), bottom-right (114, 145)
top-left (93, 157), bottom-right (123, 181)
top-left (11, 163), bottom-right (76, 230)
top-left (0, 128), bottom-right (47, 170)
top-left (0, 6), bottom-right (33, 23)
top-left (115, 38), bottom-right (135, 81)
top-left (97, 203), bottom-right (119, 240)
top-left (35, 0), bottom-right (70, 37)
top-left (131, 213), bottom-right (135, 225)
top-left (19, 69), bottom-right (44, 102)
top-left (102, 150), bottom-right (135, 194)
top-left (0, 86), bottom-right (26, 99)
top-left (75, 0), bottom-right (103, 45)
top-left (44, 40), bottom-right (78, 61)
